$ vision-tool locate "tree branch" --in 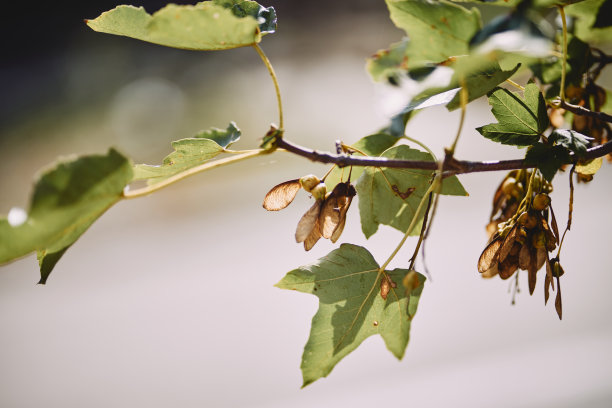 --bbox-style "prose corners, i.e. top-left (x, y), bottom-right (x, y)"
top-left (556, 99), bottom-right (612, 124)
top-left (276, 137), bottom-right (612, 175)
